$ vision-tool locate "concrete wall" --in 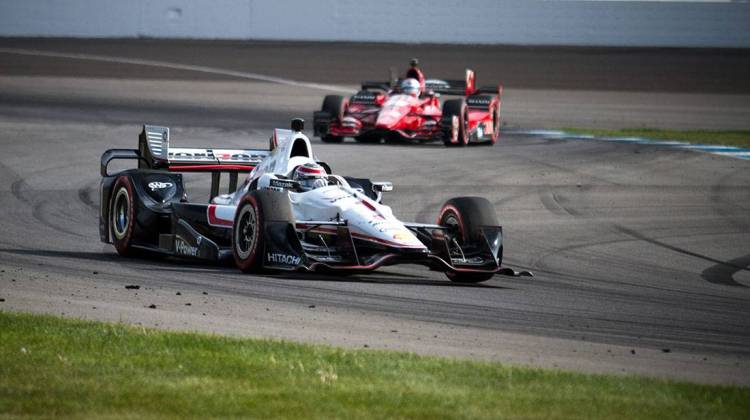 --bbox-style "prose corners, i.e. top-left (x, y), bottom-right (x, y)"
top-left (1, 0), bottom-right (749, 47)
